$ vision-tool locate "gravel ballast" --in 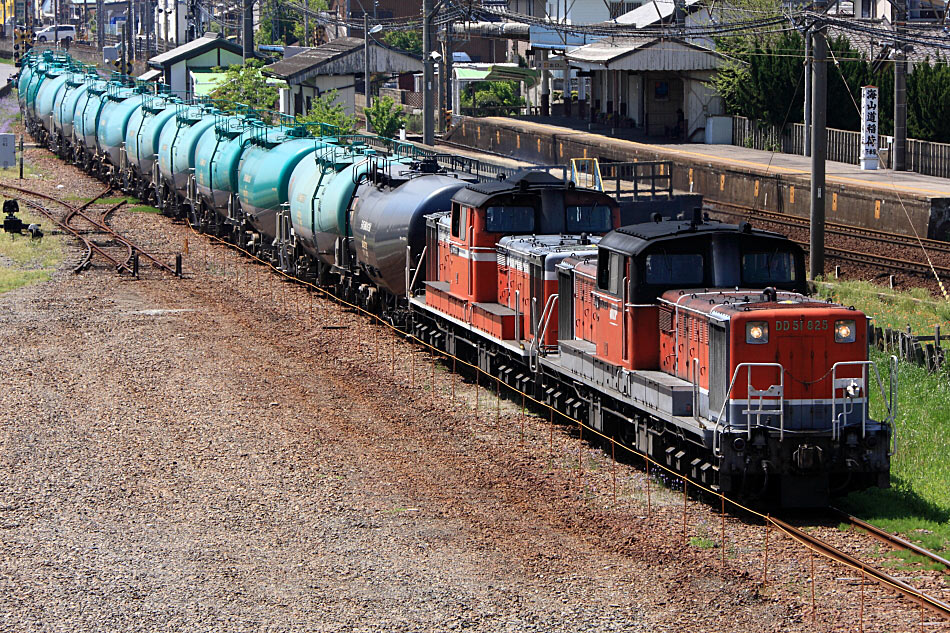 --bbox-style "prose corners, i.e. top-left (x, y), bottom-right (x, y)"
top-left (0, 138), bottom-right (941, 632)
